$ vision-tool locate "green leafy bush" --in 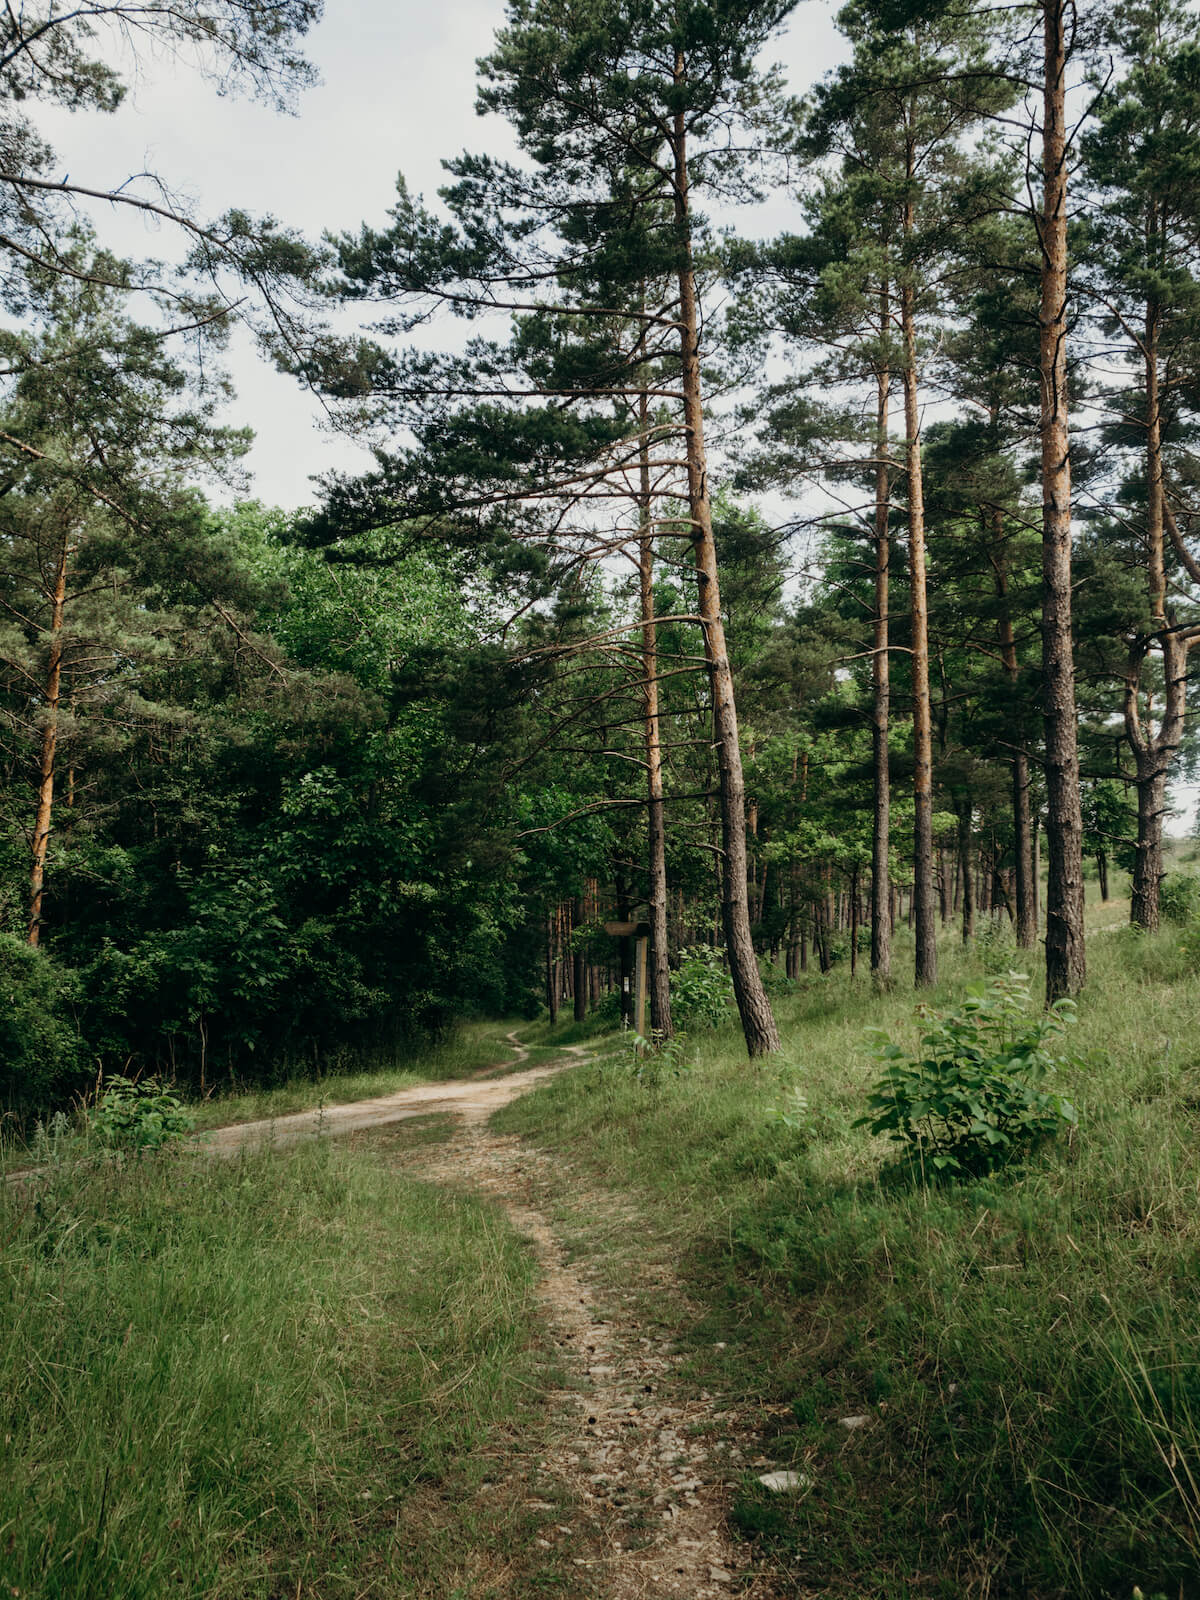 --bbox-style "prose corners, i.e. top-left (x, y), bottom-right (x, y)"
top-left (1159, 872), bottom-right (1200, 926)
top-left (0, 934), bottom-right (86, 1111)
top-left (670, 945), bottom-right (733, 1029)
top-left (89, 1075), bottom-right (194, 1150)
top-left (856, 973), bottom-right (1079, 1175)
